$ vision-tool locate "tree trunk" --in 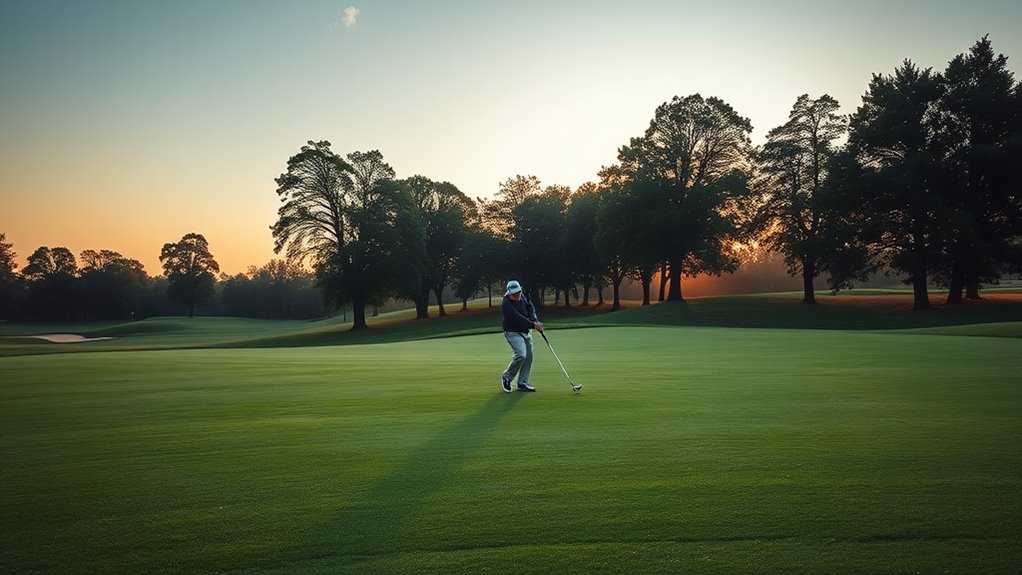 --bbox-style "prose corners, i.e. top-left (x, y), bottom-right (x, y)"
top-left (581, 280), bottom-right (591, 306)
top-left (461, 298), bottom-right (468, 311)
top-left (563, 284), bottom-right (572, 307)
top-left (965, 273), bottom-right (981, 300)
top-left (433, 285), bottom-right (447, 317)
top-left (912, 272), bottom-right (931, 310)
top-left (597, 286), bottom-right (605, 306)
top-left (414, 290), bottom-right (430, 319)
top-left (903, 218), bottom-right (931, 310)
top-left (801, 256), bottom-right (816, 304)
top-left (666, 258), bottom-right (684, 301)
top-left (611, 280), bottom-right (622, 311)
top-left (351, 298), bottom-right (369, 330)
top-left (640, 267), bottom-right (653, 306)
